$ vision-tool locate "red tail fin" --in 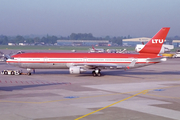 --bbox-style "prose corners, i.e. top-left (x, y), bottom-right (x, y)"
top-left (139, 27), bottom-right (170, 54)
